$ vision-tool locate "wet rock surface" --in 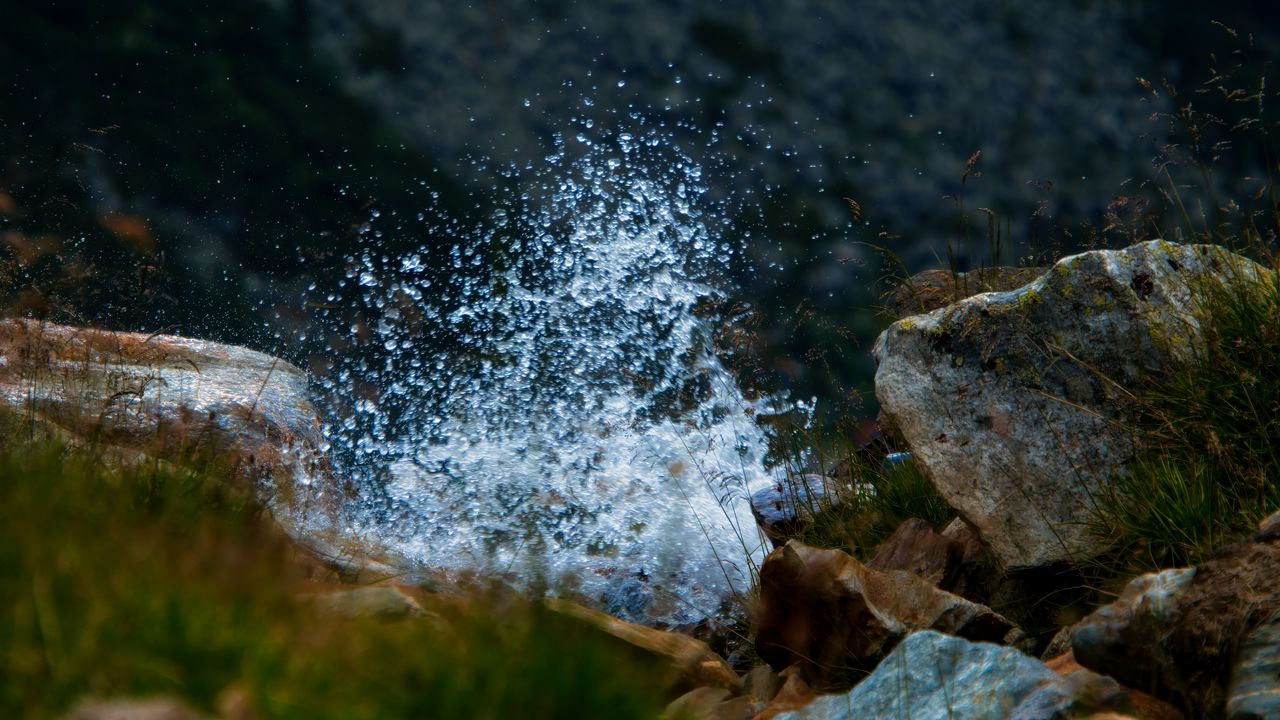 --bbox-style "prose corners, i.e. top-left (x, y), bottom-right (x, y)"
top-left (750, 474), bottom-right (842, 545)
top-left (873, 241), bottom-right (1273, 569)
